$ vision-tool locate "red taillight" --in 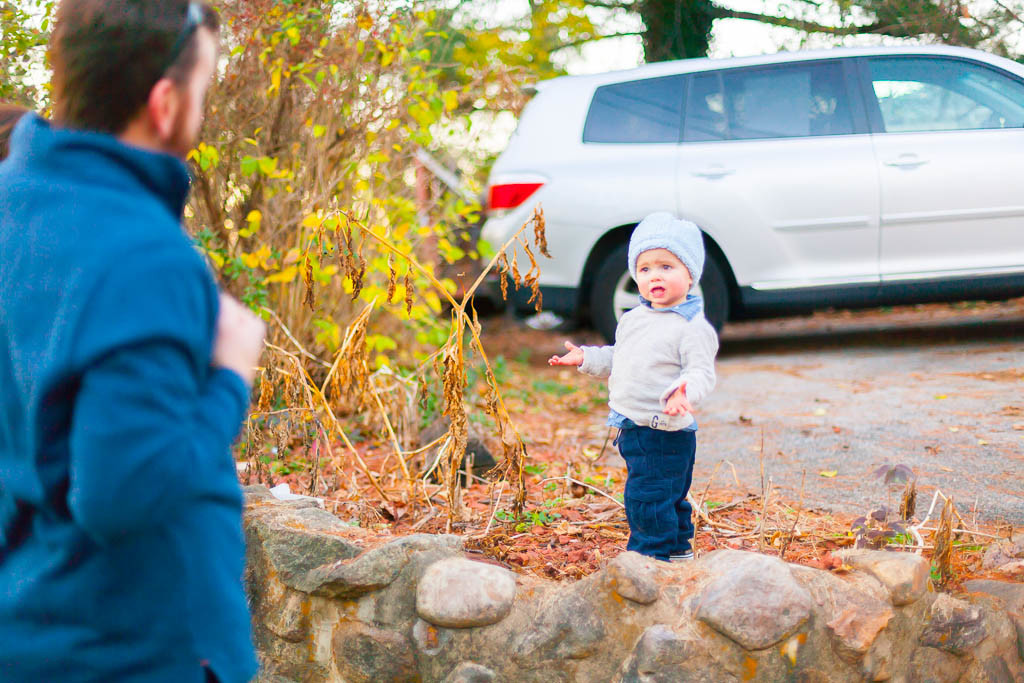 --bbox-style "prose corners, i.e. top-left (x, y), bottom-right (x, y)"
top-left (488, 182), bottom-right (543, 212)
